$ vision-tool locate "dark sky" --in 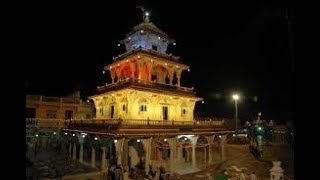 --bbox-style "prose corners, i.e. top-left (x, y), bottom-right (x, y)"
top-left (28, 0), bottom-right (293, 123)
